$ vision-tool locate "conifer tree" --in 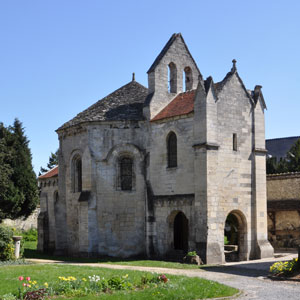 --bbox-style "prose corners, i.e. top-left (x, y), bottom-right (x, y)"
top-left (0, 120), bottom-right (38, 222)
top-left (286, 139), bottom-right (300, 172)
top-left (39, 149), bottom-right (58, 175)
